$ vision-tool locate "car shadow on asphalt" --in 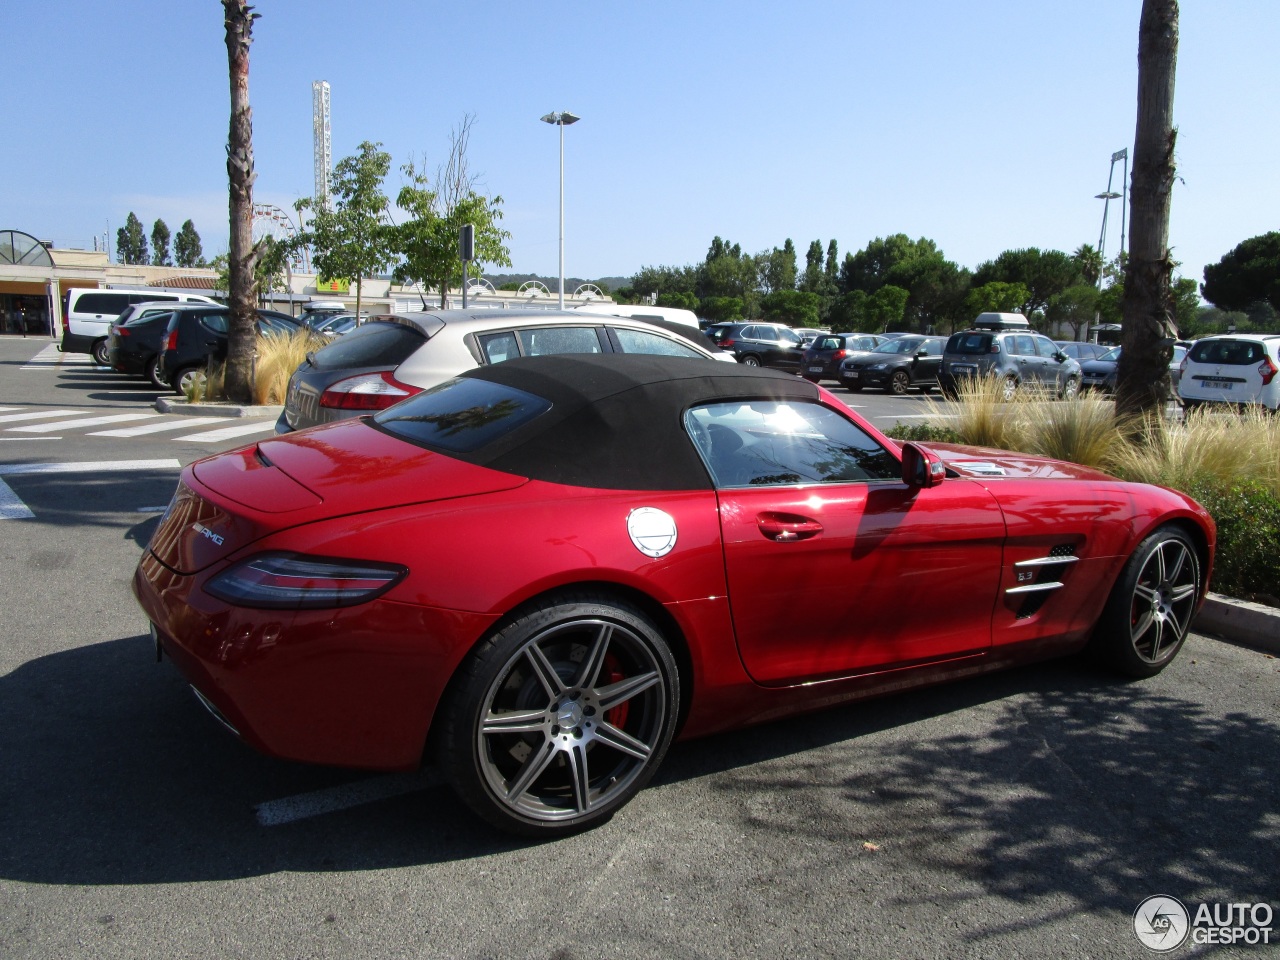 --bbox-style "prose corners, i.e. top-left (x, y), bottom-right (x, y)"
top-left (0, 637), bottom-right (1275, 899)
